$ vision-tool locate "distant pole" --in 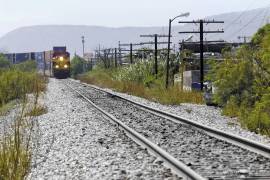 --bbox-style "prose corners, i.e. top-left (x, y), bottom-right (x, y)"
top-left (49, 51), bottom-right (52, 77)
top-left (90, 57), bottom-right (93, 70)
top-left (81, 36), bottom-right (85, 72)
top-left (154, 34), bottom-right (158, 78)
top-left (178, 19), bottom-right (224, 91)
top-left (98, 44), bottom-right (101, 62)
top-left (130, 43), bottom-right (133, 64)
top-left (43, 51), bottom-right (46, 77)
top-left (118, 41), bottom-right (122, 65)
top-left (81, 36), bottom-right (85, 57)
top-left (115, 48), bottom-right (117, 68)
top-left (199, 20), bottom-right (204, 91)
top-left (166, 19), bottom-right (172, 89)
top-left (181, 40), bottom-right (184, 90)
